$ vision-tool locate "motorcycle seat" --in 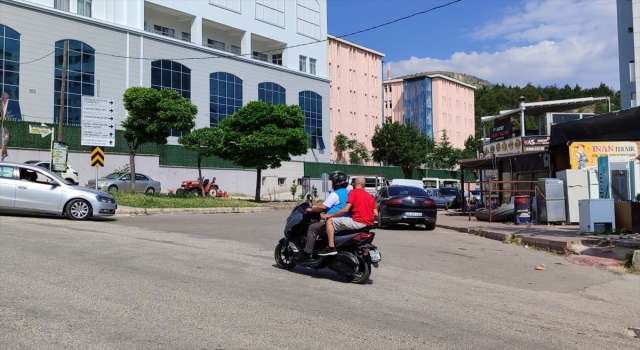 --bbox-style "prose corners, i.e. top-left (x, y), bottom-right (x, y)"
top-left (335, 225), bottom-right (376, 236)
